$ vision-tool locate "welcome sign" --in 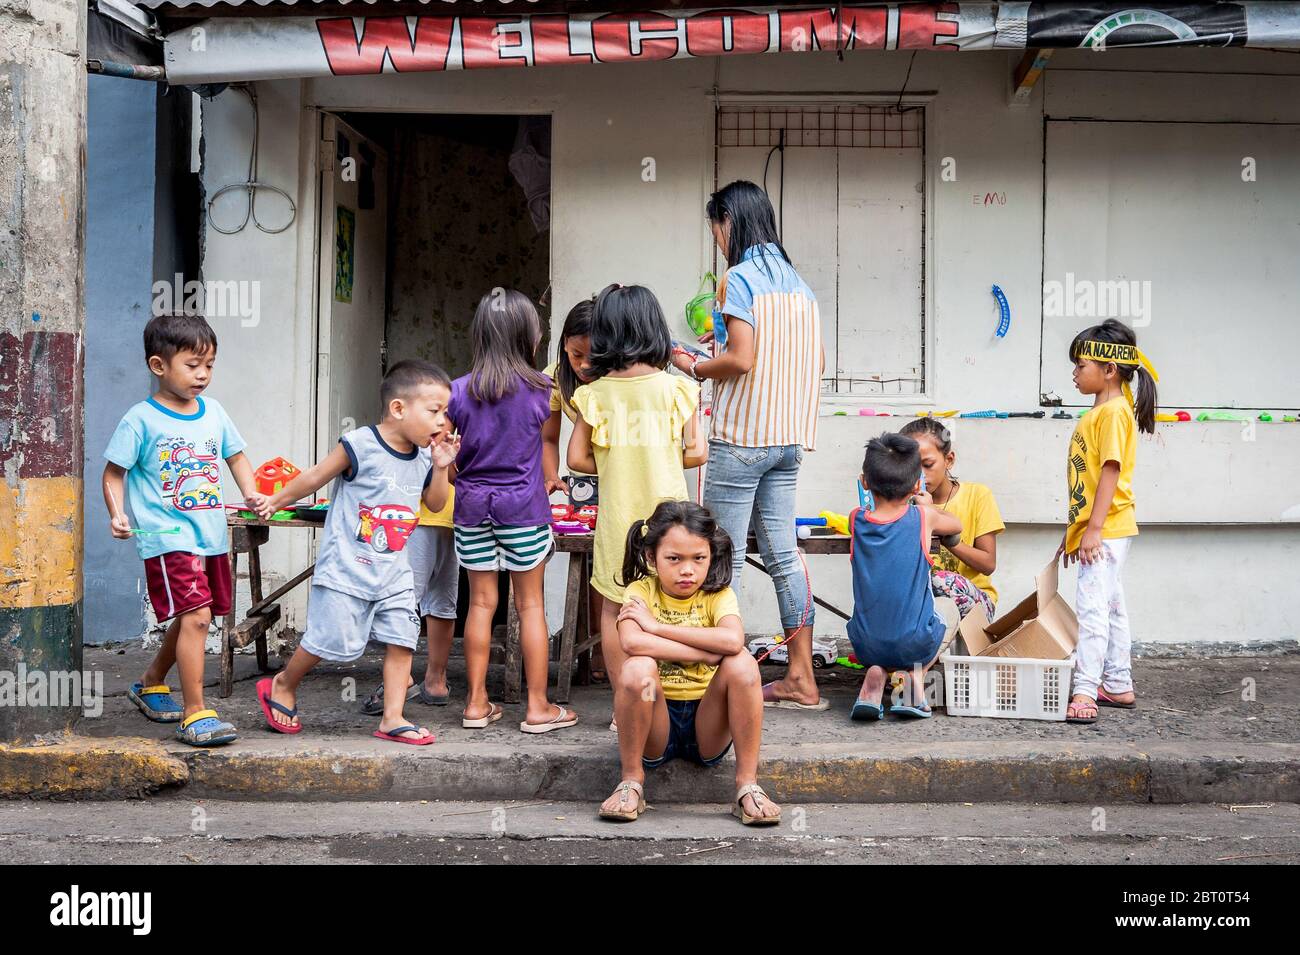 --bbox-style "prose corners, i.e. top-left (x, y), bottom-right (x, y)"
top-left (163, 3), bottom-right (1300, 84)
